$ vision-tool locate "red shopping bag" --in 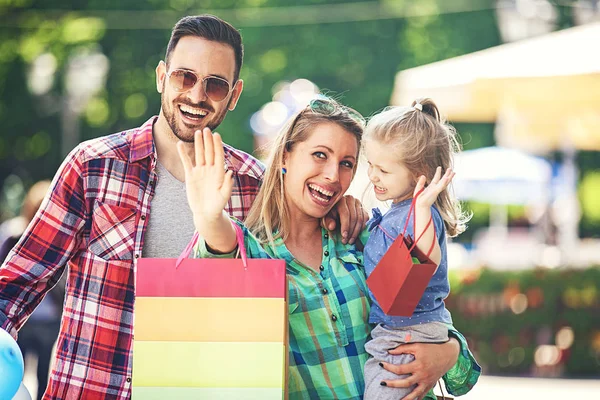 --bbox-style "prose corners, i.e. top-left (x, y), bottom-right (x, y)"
top-left (367, 191), bottom-right (437, 317)
top-left (132, 223), bottom-right (288, 400)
